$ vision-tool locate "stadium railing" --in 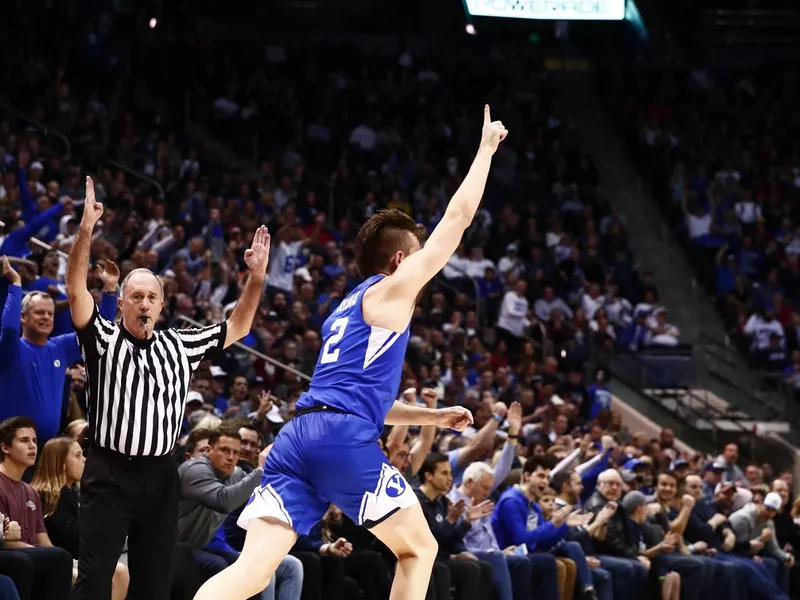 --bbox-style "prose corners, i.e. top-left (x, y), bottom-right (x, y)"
top-left (175, 314), bottom-right (312, 383)
top-left (103, 159), bottom-right (166, 201)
